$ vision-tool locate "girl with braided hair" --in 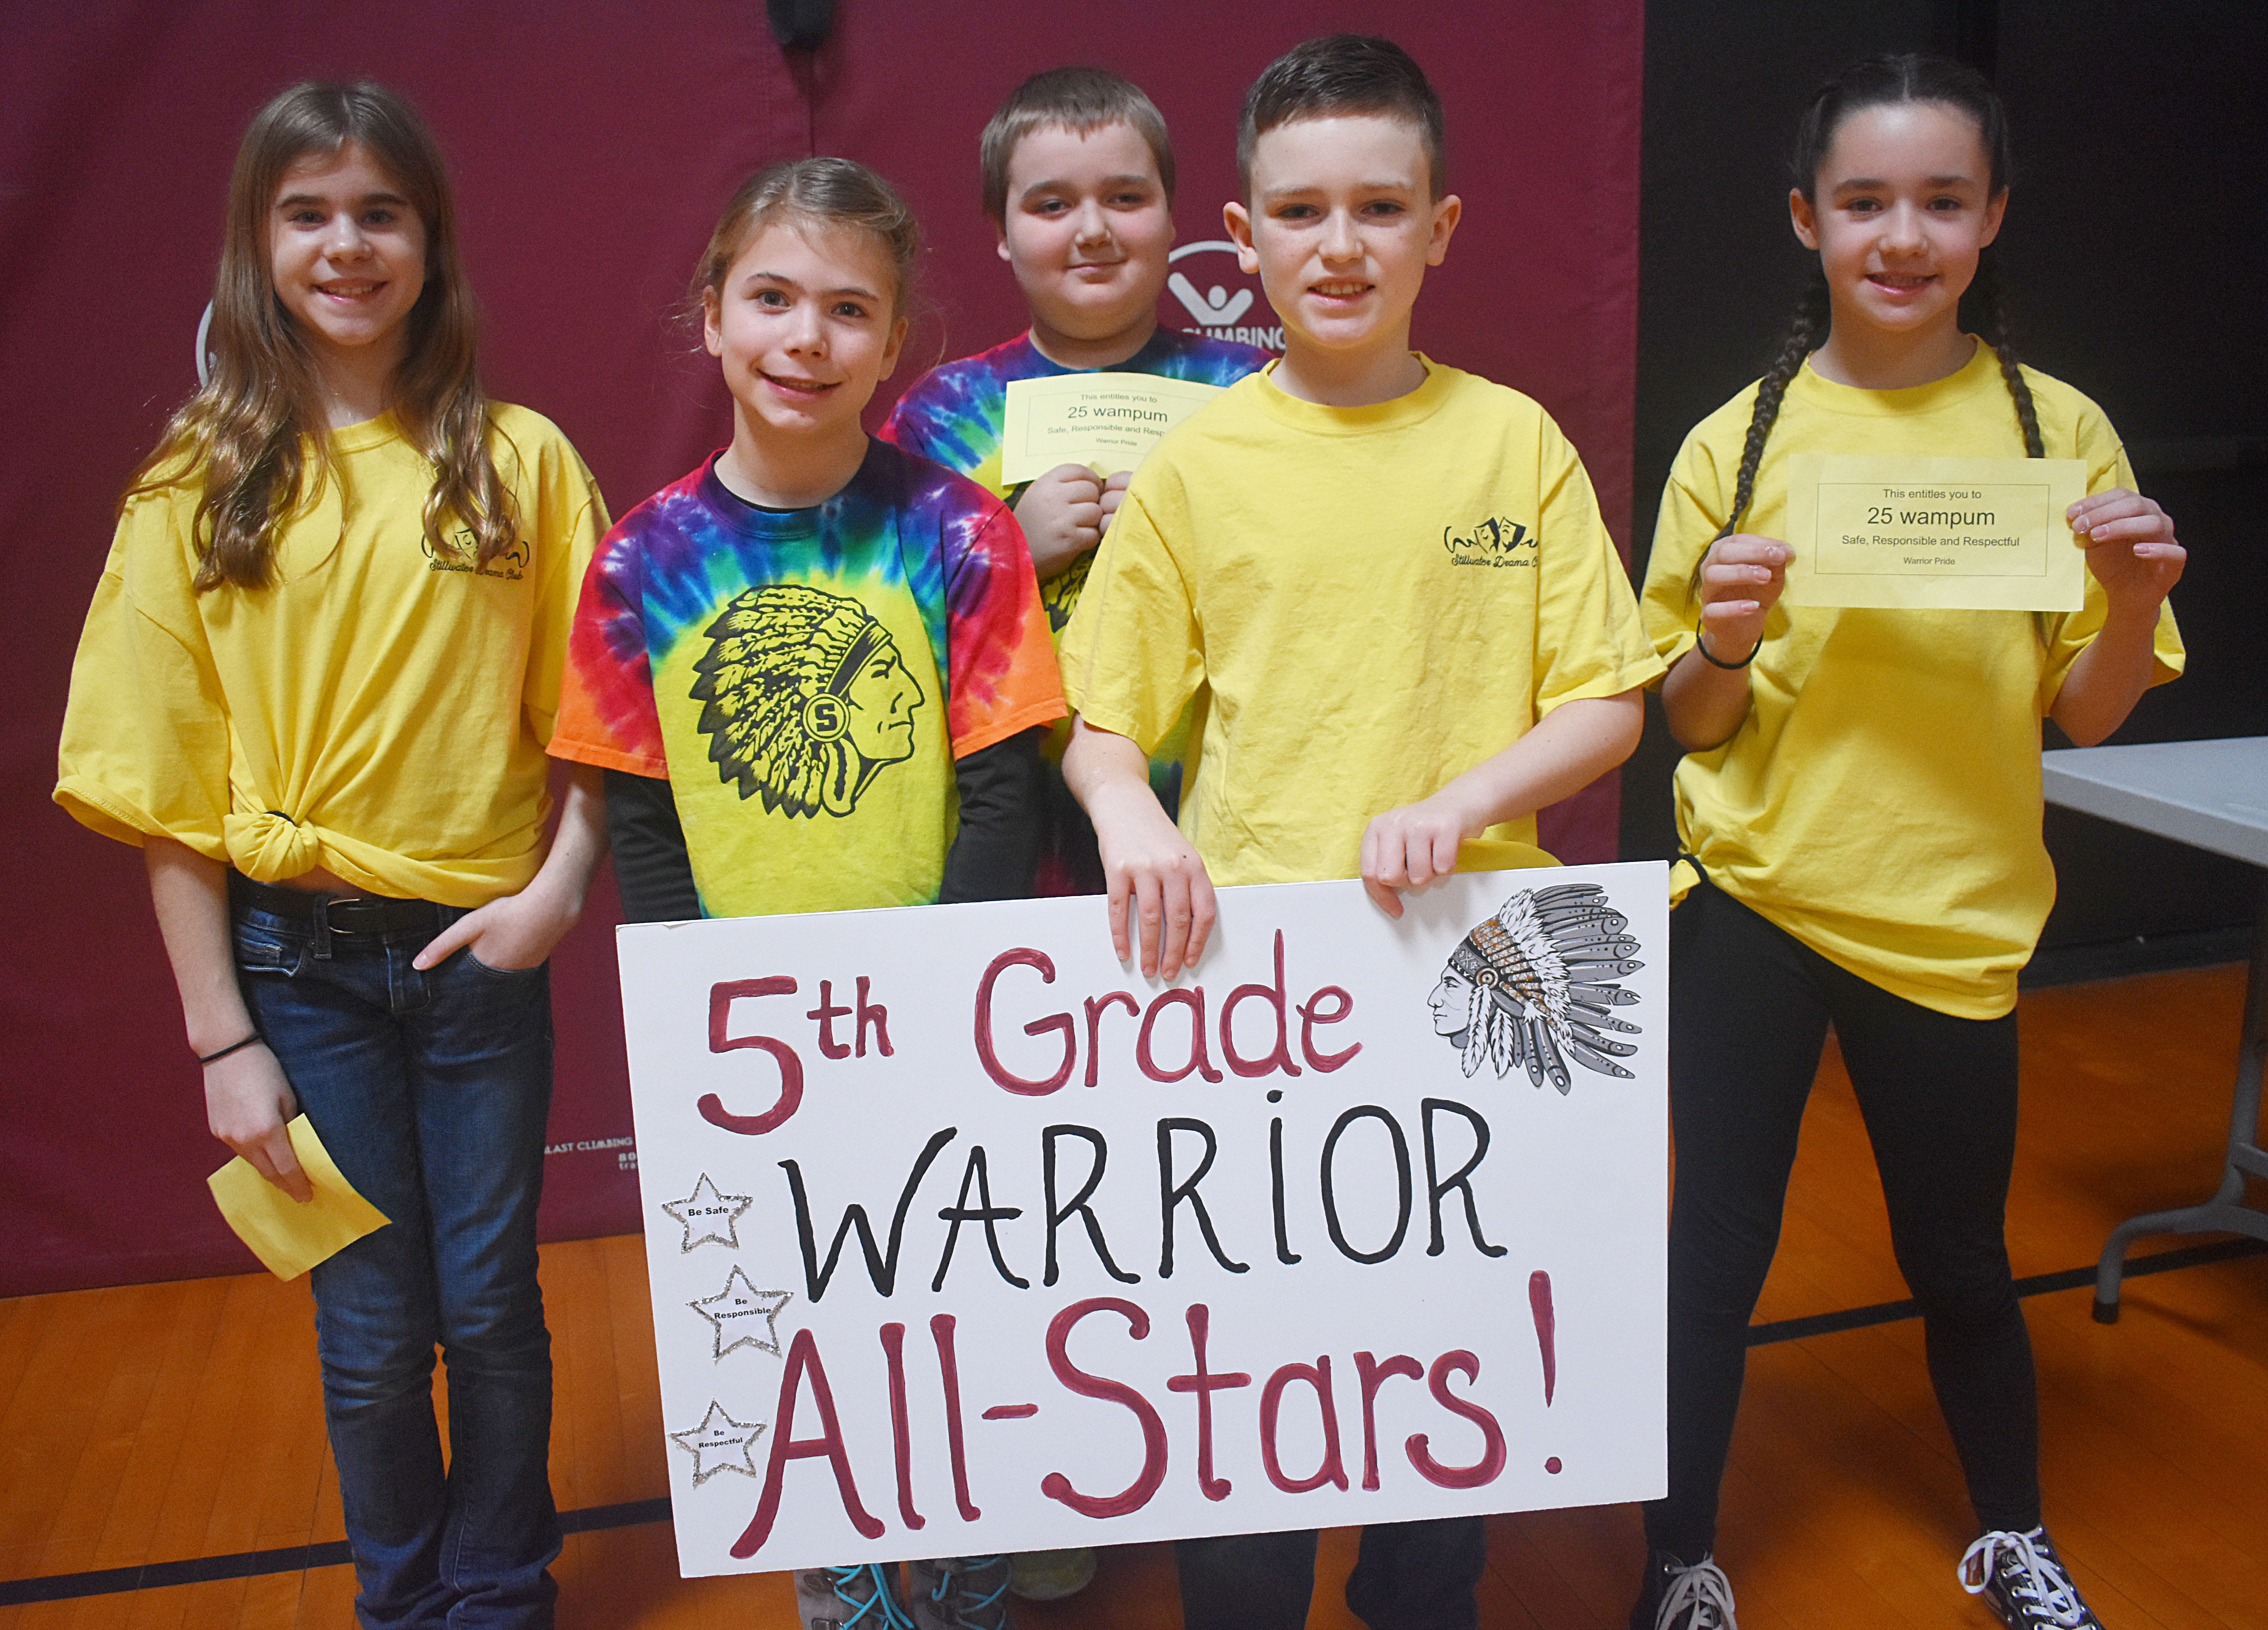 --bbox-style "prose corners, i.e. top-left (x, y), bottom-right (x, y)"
top-left (1631, 54), bottom-right (2185, 1630)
